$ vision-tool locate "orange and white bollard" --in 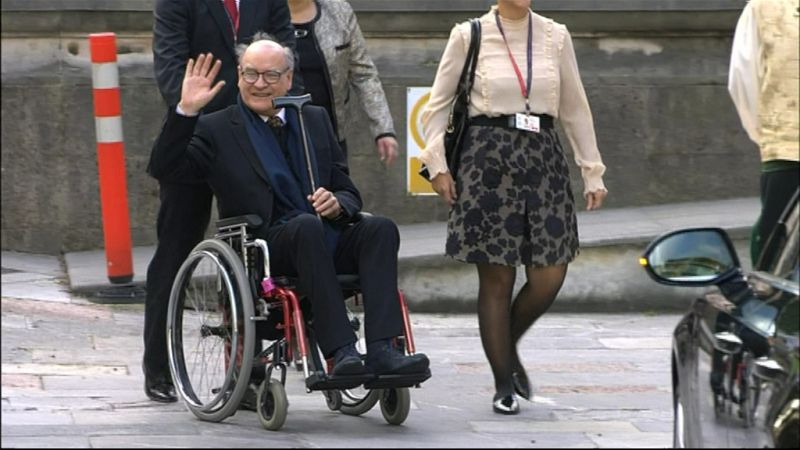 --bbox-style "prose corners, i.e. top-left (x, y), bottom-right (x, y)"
top-left (89, 32), bottom-right (133, 284)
